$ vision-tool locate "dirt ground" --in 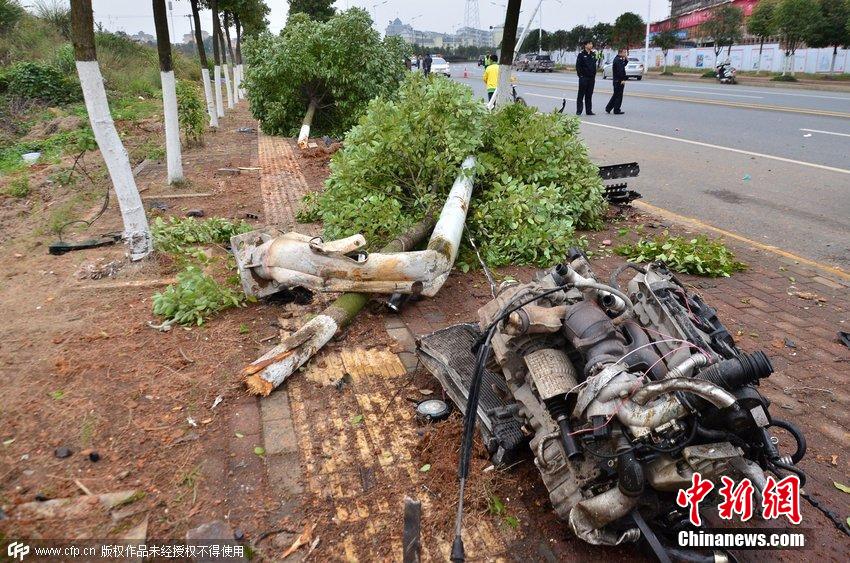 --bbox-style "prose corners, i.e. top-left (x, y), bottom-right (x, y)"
top-left (0, 105), bottom-right (285, 544)
top-left (2, 102), bottom-right (848, 562)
